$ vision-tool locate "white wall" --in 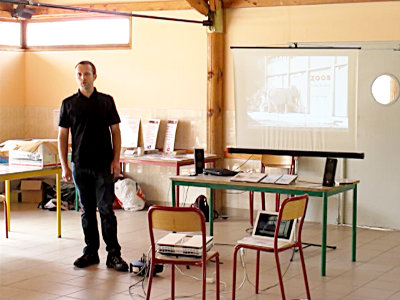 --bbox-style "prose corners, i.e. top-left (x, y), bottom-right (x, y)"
top-left (223, 2), bottom-right (400, 228)
top-left (347, 44), bottom-right (400, 229)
